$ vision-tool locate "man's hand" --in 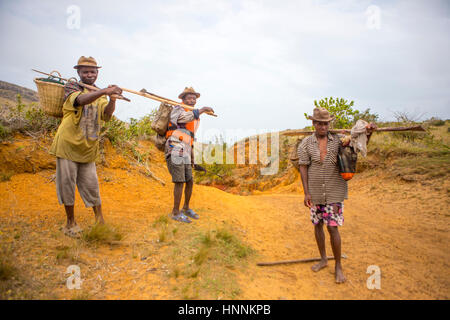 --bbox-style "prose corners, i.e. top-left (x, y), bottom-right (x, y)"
top-left (304, 193), bottom-right (313, 208)
top-left (366, 123), bottom-right (377, 135)
top-left (103, 85), bottom-right (122, 99)
top-left (199, 107), bottom-right (214, 115)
